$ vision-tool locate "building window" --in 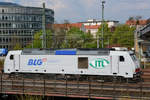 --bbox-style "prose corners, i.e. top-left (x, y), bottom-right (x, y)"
top-left (2, 9), bottom-right (4, 13)
top-left (3, 38), bottom-right (5, 42)
top-left (6, 23), bottom-right (8, 27)
top-left (6, 38), bottom-right (8, 42)
top-left (5, 16), bottom-right (8, 20)
top-left (2, 16), bottom-right (4, 20)
top-left (3, 30), bottom-right (5, 34)
top-left (2, 23), bottom-right (4, 28)
top-left (6, 30), bottom-right (8, 34)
